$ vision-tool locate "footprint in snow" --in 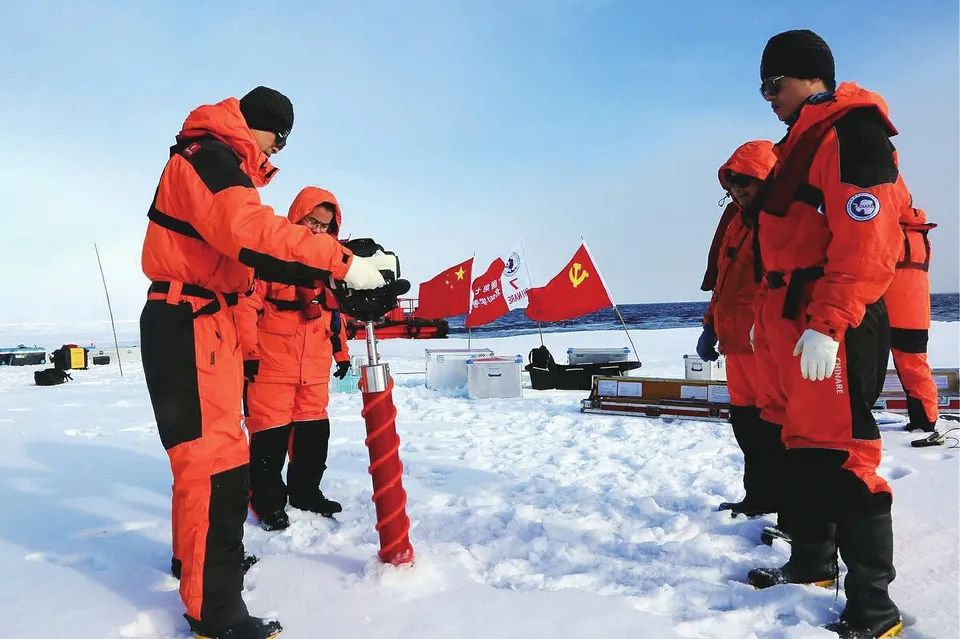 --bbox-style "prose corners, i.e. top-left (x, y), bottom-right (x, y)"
top-left (64, 428), bottom-right (102, 438)
top-left (118, 423), bottom-right (158, 433)
top-left (75, 521), bottom-right (156, 538)
top-left (152, 574), bottom-right (180, 593)
top-left (24, 551), bottom-right (109, 572)
top-left (886, 465), bottom-right (914, 481)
